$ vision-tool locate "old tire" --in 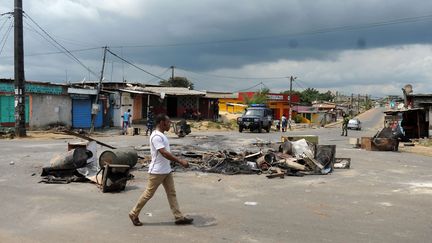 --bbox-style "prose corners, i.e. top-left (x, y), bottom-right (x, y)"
top-left (239, 126), bottom-right (243, 133)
